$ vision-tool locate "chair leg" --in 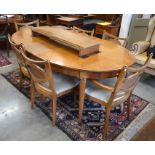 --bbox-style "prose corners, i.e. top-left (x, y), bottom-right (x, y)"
top-left (30, 83), bottom-right (35, 109)
top-left (127, 94), bottom-right (131, 120)
top-left (120, 103), bottom-right (124, 112)
top-left (52, 95), bottom-right (57, 127)
top-left (78, 78), bottom-right (86, 123)
top-left (78, 99), bottom-right (84, 123)
top-left (103, 107), bottom-right (111, 138)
